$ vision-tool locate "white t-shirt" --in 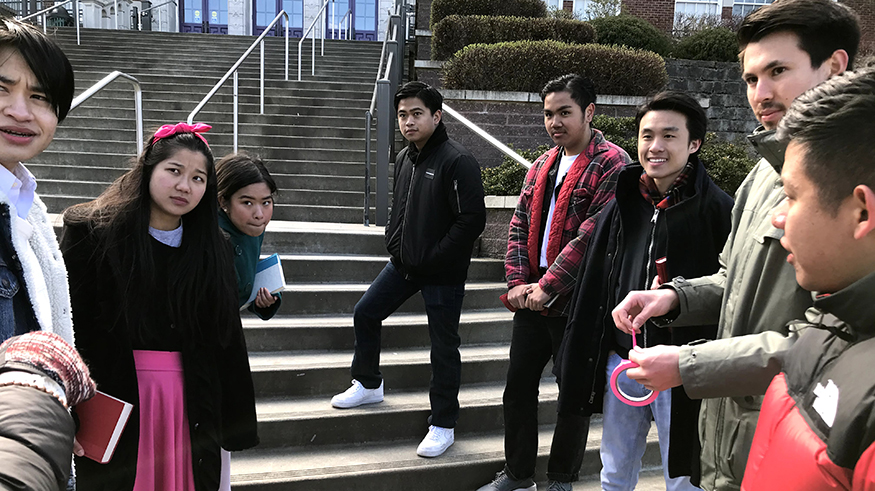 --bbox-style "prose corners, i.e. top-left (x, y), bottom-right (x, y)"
top-left (540, 153), bottom-right (579, 268)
